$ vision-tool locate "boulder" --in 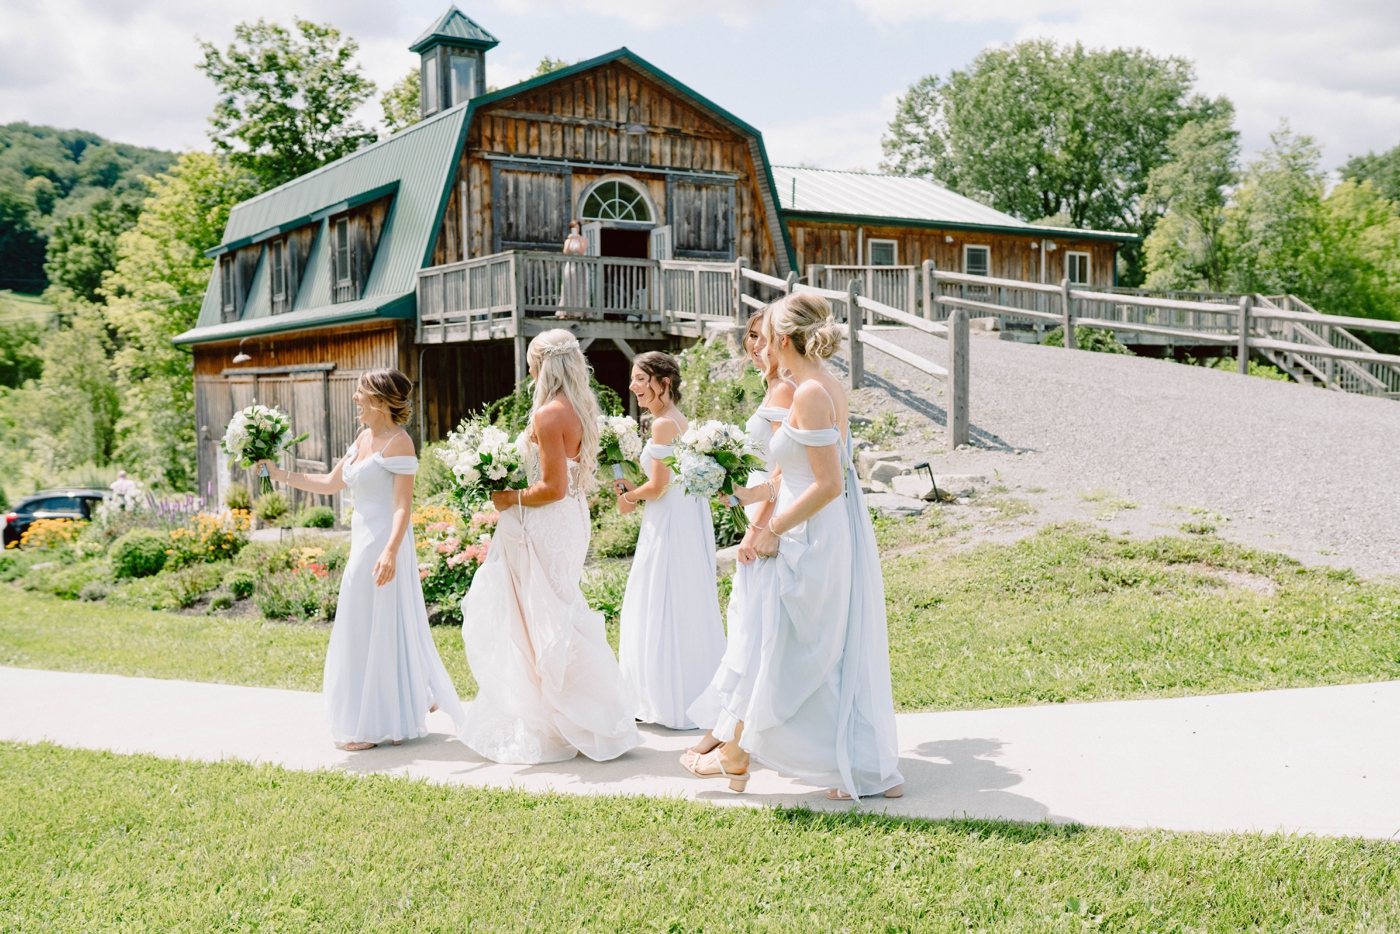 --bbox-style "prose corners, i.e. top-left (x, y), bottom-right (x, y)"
top-left (970, 316), bottom-right (1001, 331)
top-left (715, 544), bottom-right (739, 576)
top-left (865, 492), bottom-right (928, 518)
top-left (856, 449), bottom-right (904, 479)
top-left (936, 474), bottom-right (989, 498)
top-left (869, 460), bottom-right (912, 485)
top-left (891, 472), bottom-right (935, 500)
